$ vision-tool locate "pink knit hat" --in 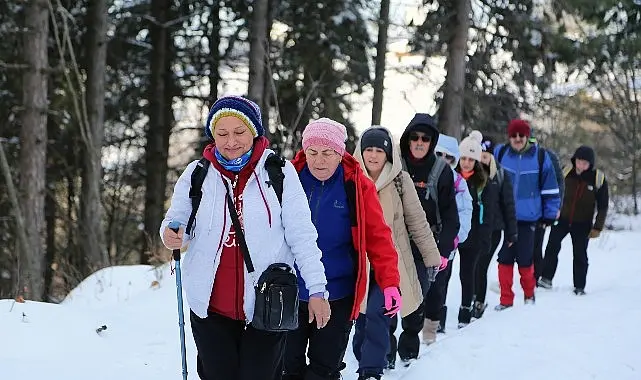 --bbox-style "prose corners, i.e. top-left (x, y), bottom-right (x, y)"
top-left (302, 117), bottom-right (348, 155)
